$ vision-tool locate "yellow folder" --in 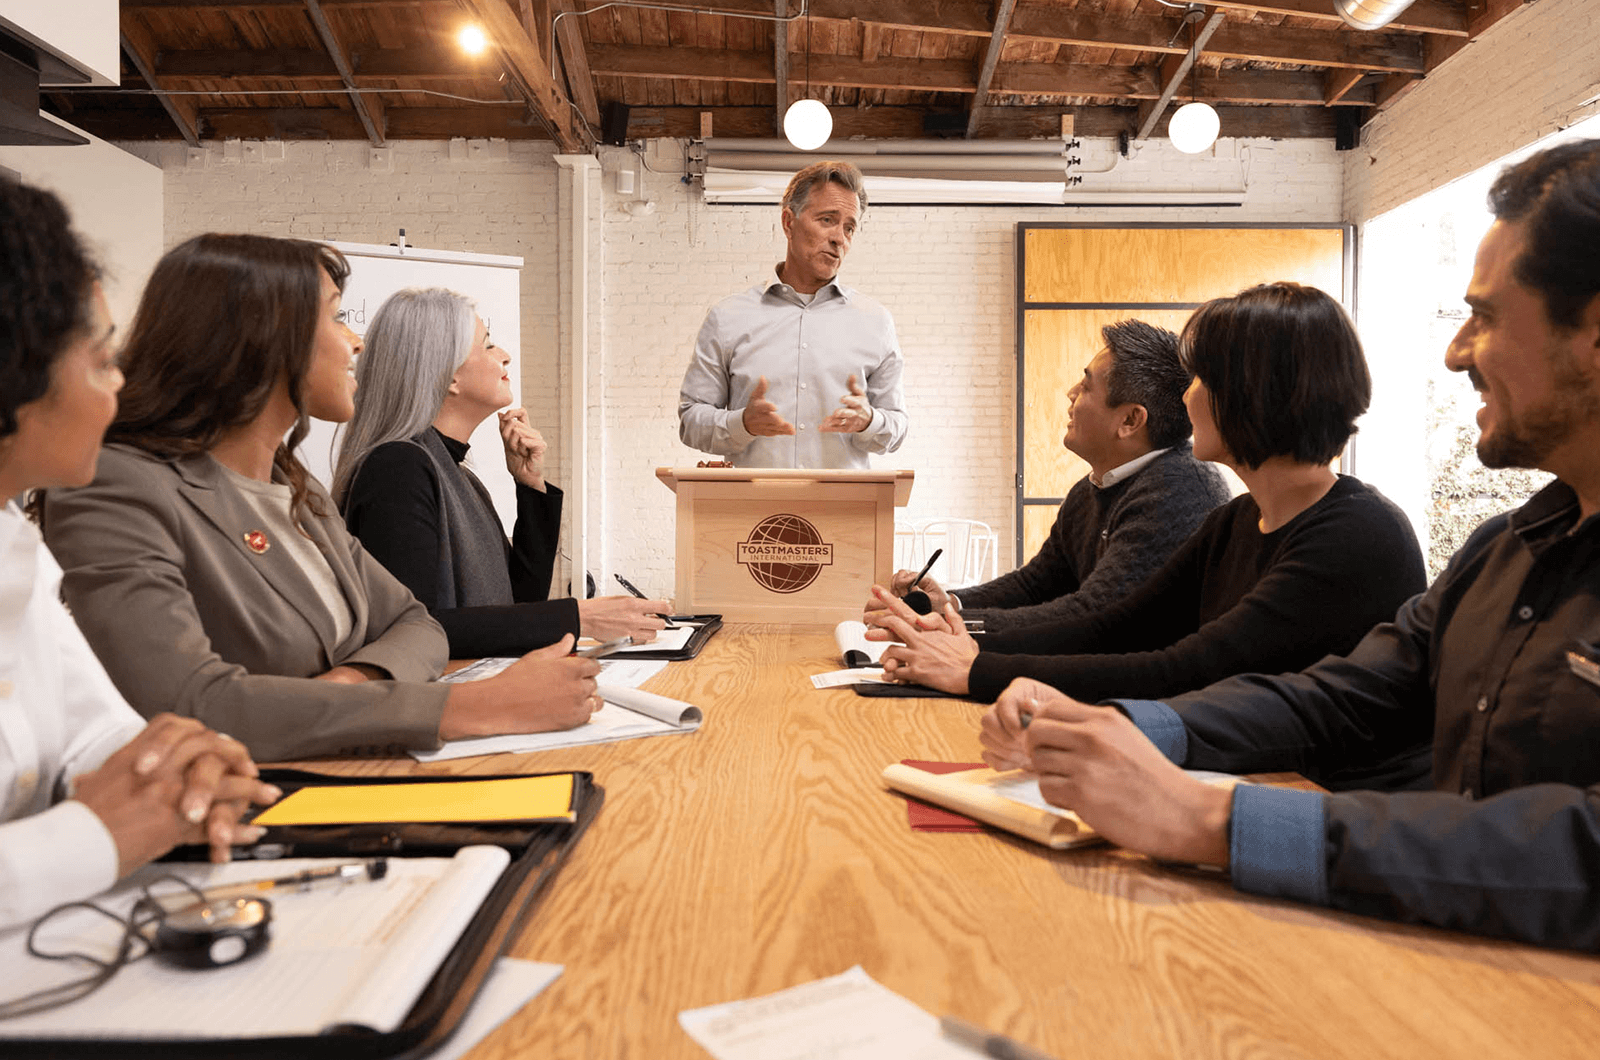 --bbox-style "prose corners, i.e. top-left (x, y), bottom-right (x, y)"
top-left (251, 773), bottom-right (577, 826)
